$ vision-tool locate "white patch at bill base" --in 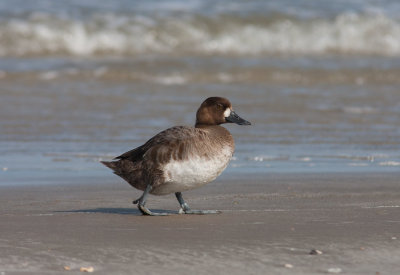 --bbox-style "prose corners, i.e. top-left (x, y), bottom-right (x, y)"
top-left (224, 108), bottom-right (231, 118)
